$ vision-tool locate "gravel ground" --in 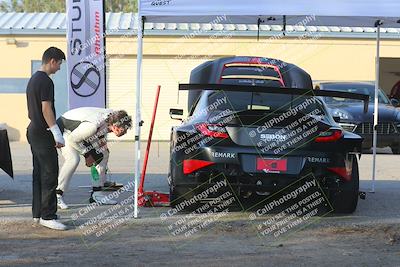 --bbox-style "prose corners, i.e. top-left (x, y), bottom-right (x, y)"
top-left (0, 142), bottom-right (399, 267)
